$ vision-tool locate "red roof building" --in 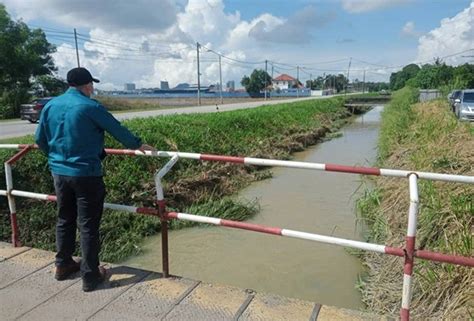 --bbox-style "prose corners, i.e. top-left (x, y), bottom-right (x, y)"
top-left (273, 74), bottom-right (302, 90)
